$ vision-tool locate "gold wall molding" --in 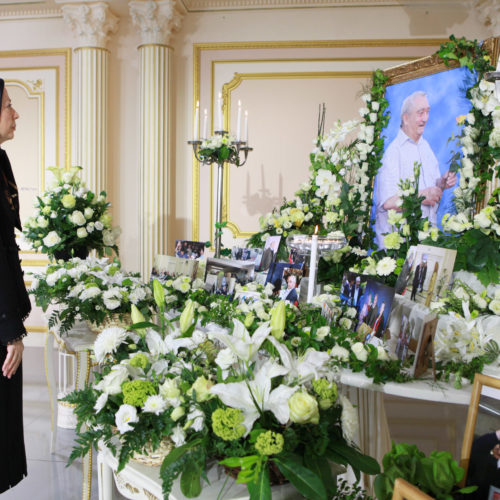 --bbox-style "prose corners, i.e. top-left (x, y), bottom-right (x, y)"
top-left (192, 39), bottom-right (444, 240)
